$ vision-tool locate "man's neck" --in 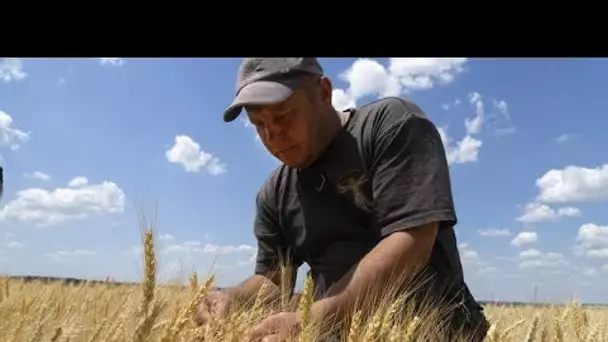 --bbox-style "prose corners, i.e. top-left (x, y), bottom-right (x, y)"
top-left (298, 109), bottom-right (346, 169)
top-left (314, 109), bottom-right (347, 161)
